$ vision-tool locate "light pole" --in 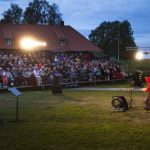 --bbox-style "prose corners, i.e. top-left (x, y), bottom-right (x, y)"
top-left (117, 23), bottom-right (120, 60)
